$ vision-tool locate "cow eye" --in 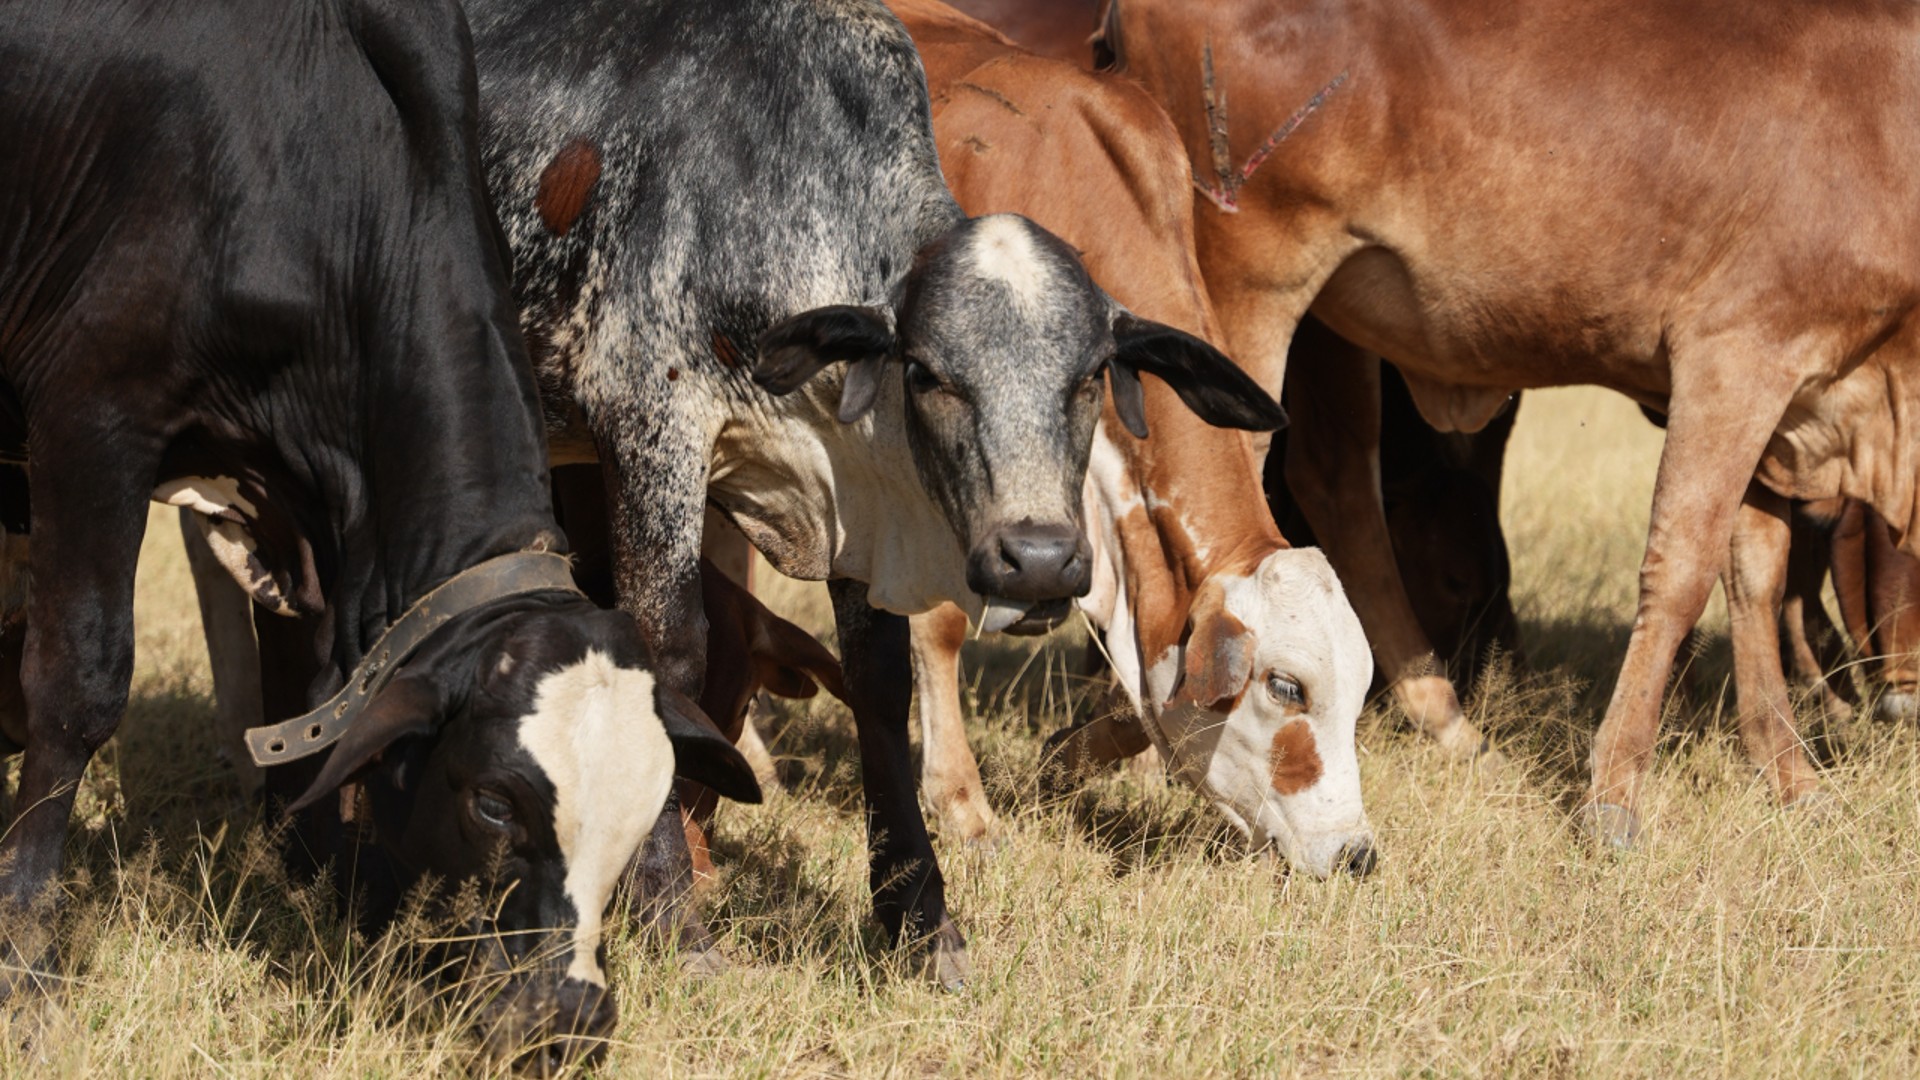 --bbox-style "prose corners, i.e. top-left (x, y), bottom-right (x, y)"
top-left (472, 791), bottom-right (514, 830)
top-left (1266, 674), bottom-right (1306, 709)
top-left (904, 358), bottom-right (940, 395)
